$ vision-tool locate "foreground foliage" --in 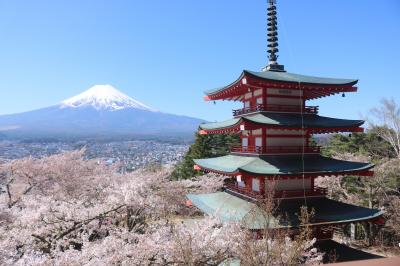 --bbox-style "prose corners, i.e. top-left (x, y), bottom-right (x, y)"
top-left (0, 150), bottom-right (320, 265)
